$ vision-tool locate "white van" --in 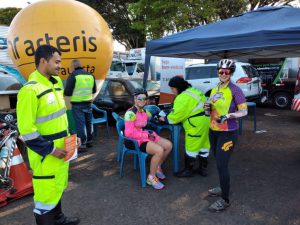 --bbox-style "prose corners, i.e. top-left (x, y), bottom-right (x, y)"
top-left (107, 58), bottom-right (128, 78)
top-left (185, 62), bottom-right (262, 101)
